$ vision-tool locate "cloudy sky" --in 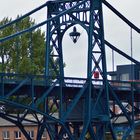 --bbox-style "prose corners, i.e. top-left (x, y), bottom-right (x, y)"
top-left (0, 0), bottom-right (140, 78)
top-left (0, 1), bottom-right (46, 19)
top-left (104, 0), bottom-right (140, 74)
